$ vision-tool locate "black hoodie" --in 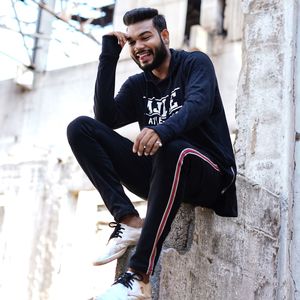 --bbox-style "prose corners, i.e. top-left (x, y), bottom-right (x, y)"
top-left (94, 35), bottom-right (238, 217)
